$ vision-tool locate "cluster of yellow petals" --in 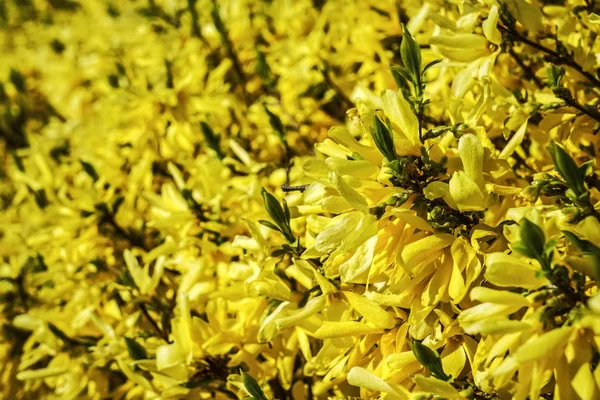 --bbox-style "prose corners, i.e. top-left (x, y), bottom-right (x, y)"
top-left (2, 0), bottom-right (600, 400)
